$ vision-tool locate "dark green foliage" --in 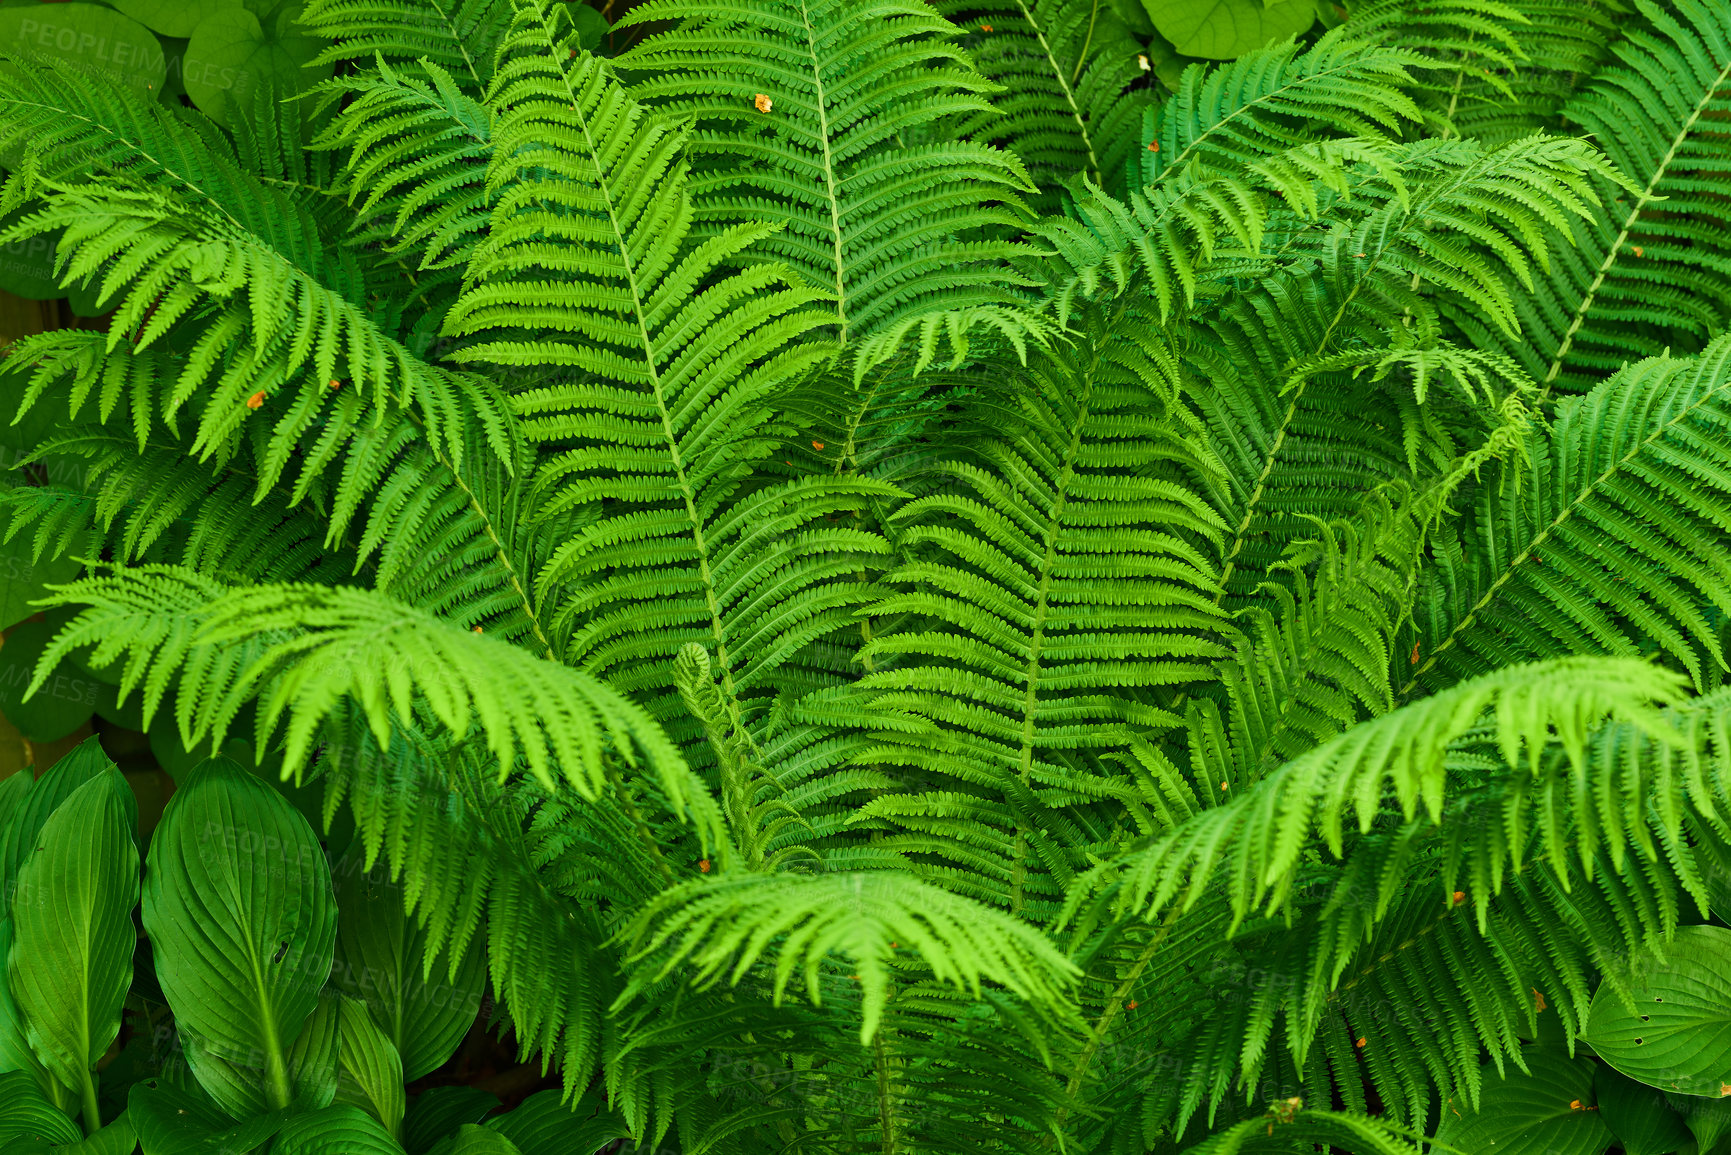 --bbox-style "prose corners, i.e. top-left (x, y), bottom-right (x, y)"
top-left (2, 0), bottom-right (1731, 1153)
